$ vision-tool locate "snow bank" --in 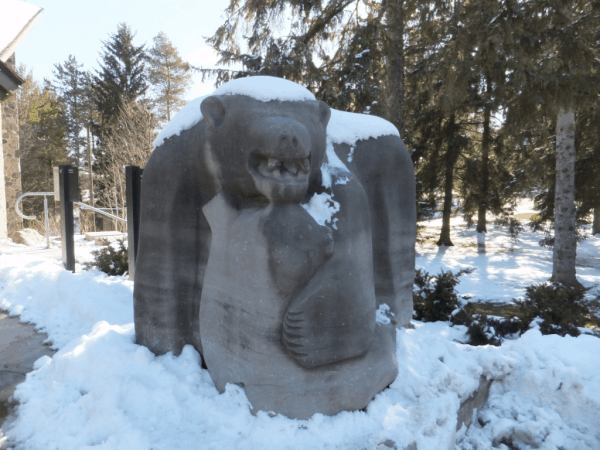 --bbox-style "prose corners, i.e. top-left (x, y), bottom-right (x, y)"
top-left (459, 330), bottom-right (600, 449)
top-left (0, 241), bottom-right (506, 450)
top-left (152, 76), bottom-right (399, 149)
top-left (2, 221), bottom-right (599, 449)
top-left (0, 248), bottom-right (133, 349)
